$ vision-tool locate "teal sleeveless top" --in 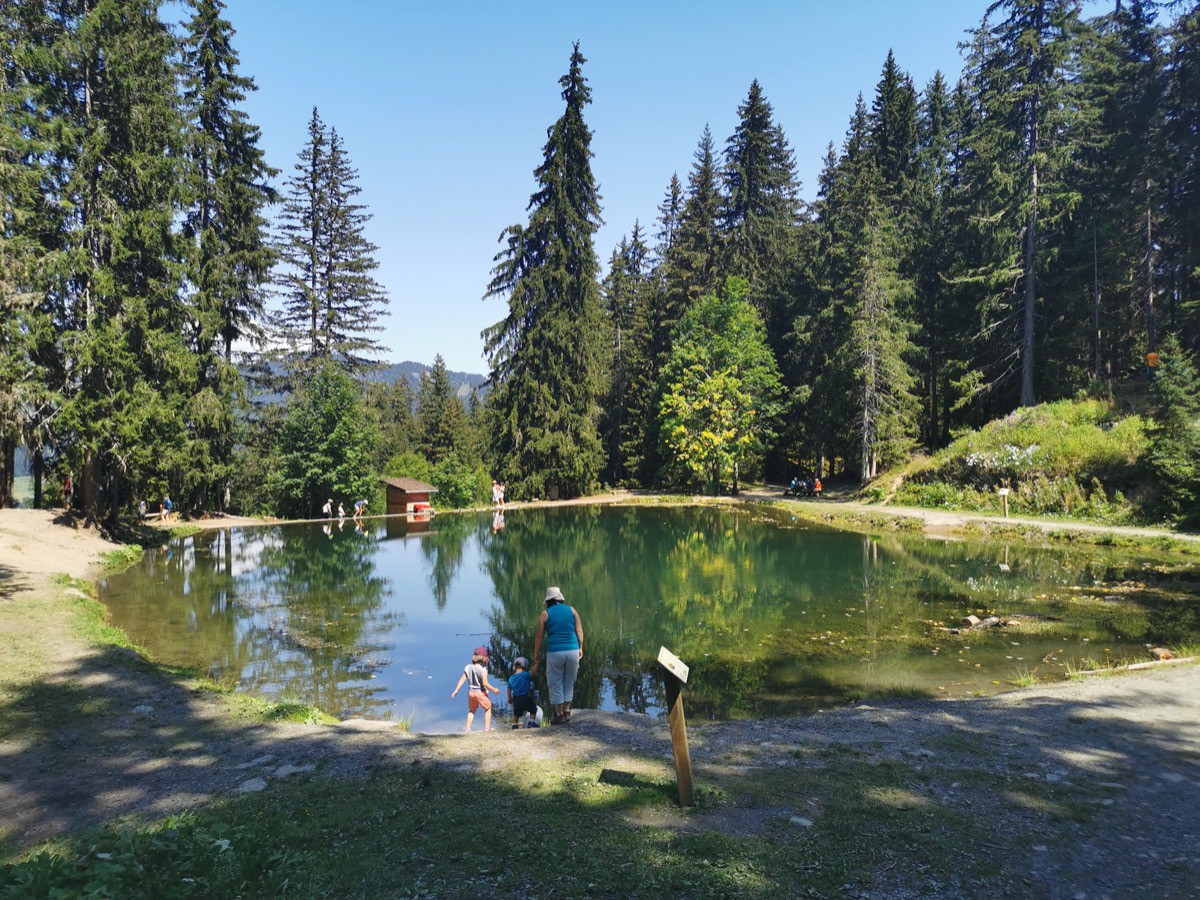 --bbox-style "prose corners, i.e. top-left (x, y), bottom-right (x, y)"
top-left (545, 603), bottom-right (579, 652)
